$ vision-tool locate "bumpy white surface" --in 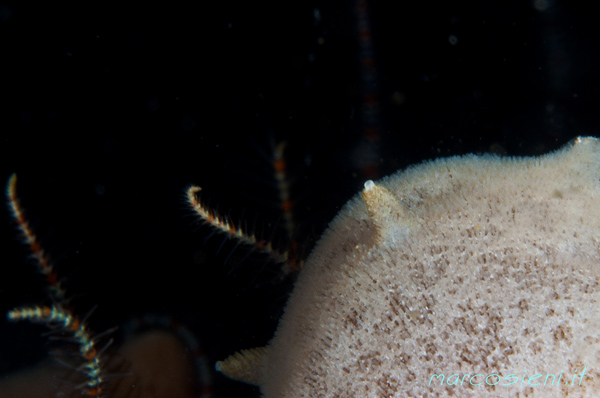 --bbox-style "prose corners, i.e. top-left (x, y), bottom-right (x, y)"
top-left (246, 137), bottom-right (600, 397)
